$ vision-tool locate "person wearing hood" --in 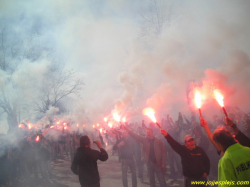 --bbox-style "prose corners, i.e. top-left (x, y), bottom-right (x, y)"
top-left (71, 136), bottom-right (108, 187)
